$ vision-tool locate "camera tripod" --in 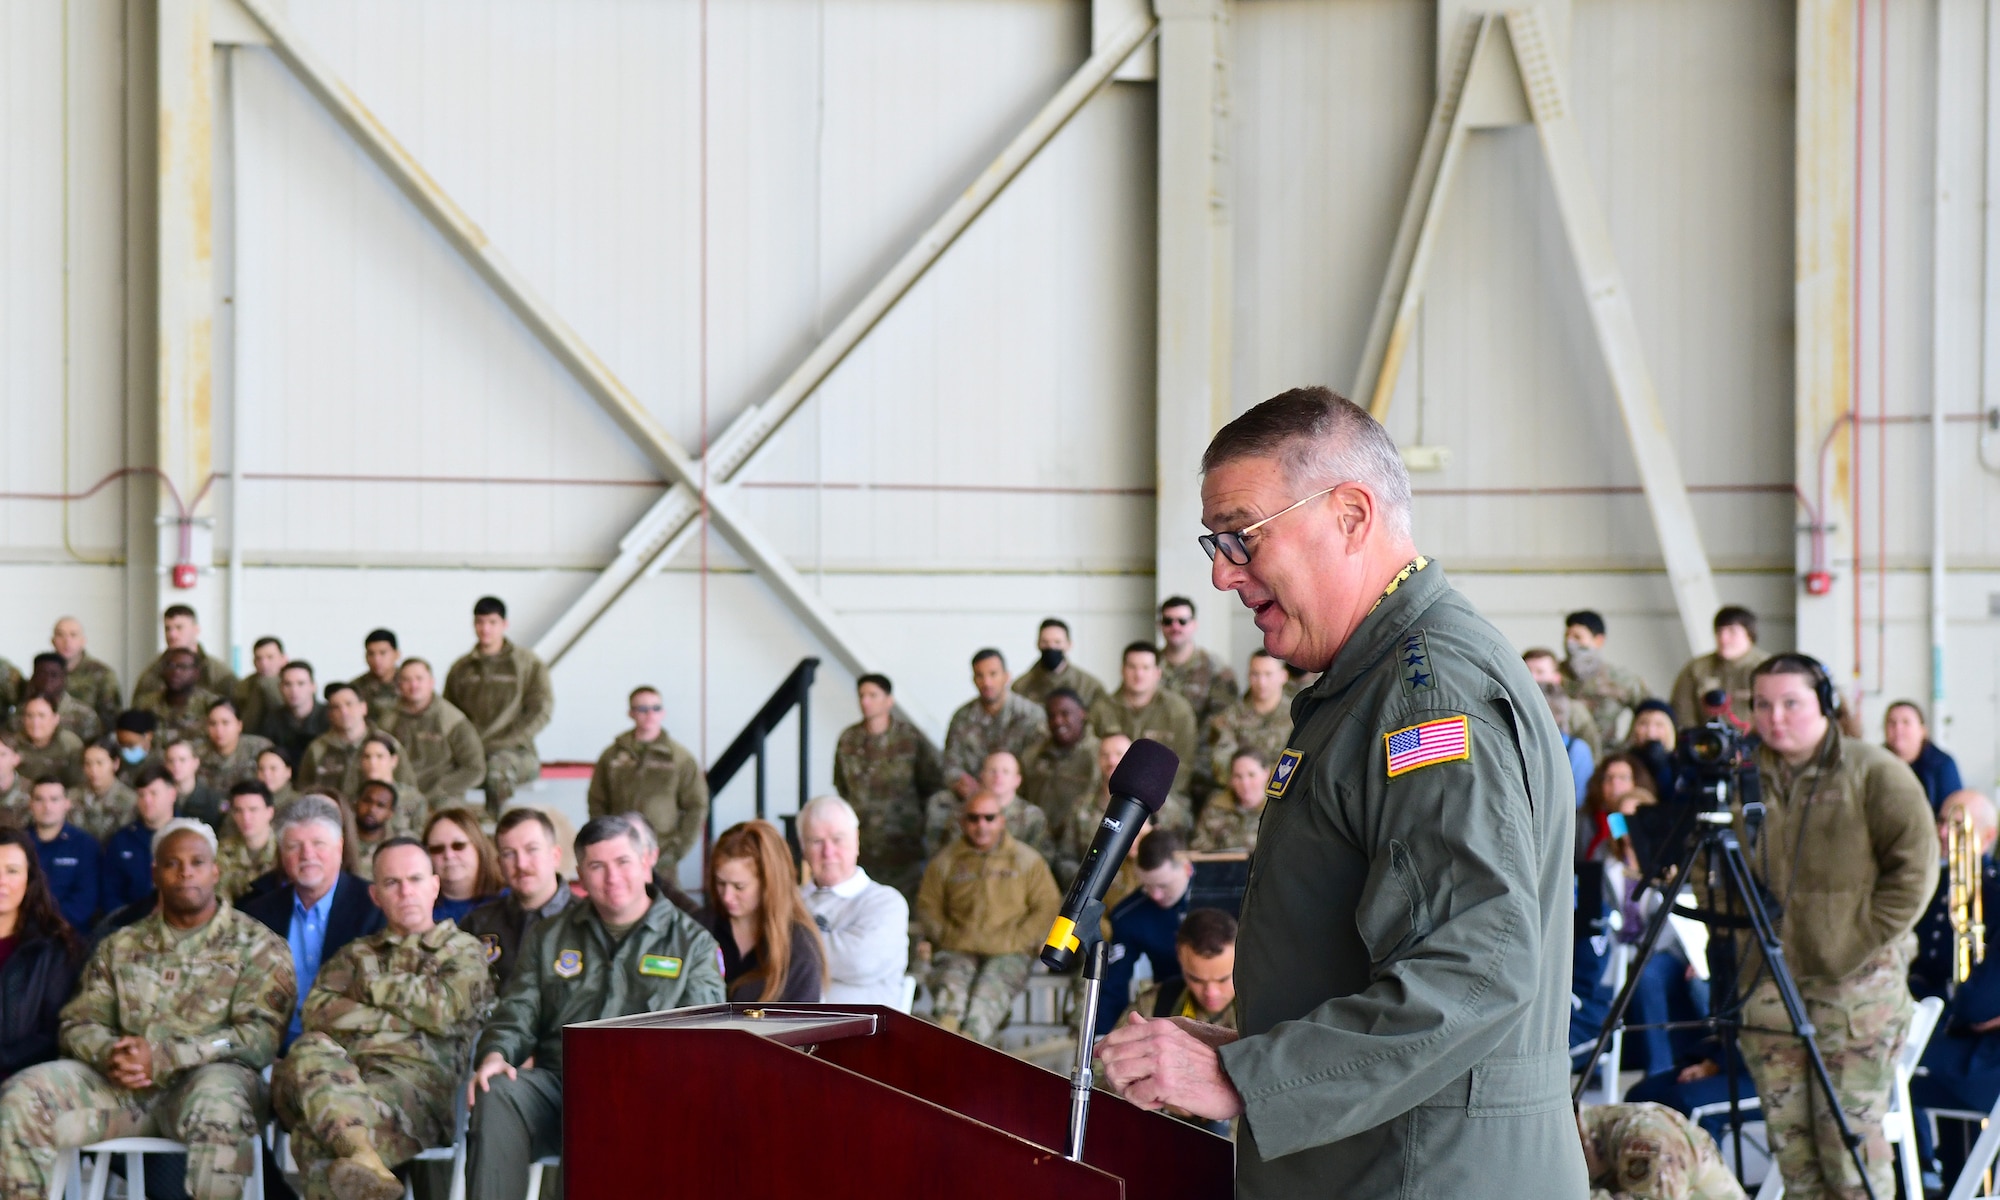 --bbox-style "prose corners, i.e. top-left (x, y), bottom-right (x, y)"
top-left (1572, 806), bottom-right (1880, 1200)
